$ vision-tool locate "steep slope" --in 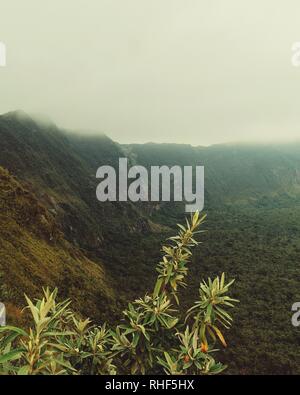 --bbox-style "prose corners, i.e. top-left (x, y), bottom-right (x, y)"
top-left (0, 111), bottom-right (163, 311)
top-left (0, 111), bottom-right (152, 249)
top-left (2, 111), bottom-right (300, 373)
top-left (0, 166), bottom-right (116, 323)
